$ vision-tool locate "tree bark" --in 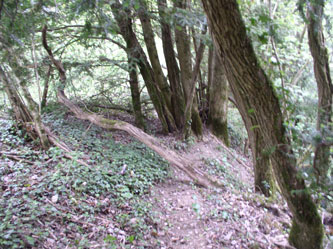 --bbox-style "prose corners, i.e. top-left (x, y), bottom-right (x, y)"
top-left (201, 1), bottom-right (324, 248)
top-left (41, 65), bottom-right (52, 109)
top-left (208, 46), bottom-right (229, 146)
top-left (111, 0), bottom-right (176, 133)
top-left (231, 87), bottom-right (274, 197)
top-left (174, 0), bottom-right (203, 138)
top-left (0, 39), bottom-right (51, 150)
top-left (137, 0), bottom-right (173, 114)
top-left (158, 0), bottom-right (185, 129)
top-left (307, 0), bottom-right (333, 186)
top-left (0, 66), bottom-right (33, 125)
top-left (0, 66), bottom-right (50, 149)
top-left (127, 55), bottom-right (146, 130)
